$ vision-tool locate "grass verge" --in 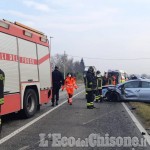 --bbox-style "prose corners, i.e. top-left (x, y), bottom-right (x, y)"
top-left (130, 102), bottom-right (150, 129)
